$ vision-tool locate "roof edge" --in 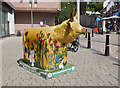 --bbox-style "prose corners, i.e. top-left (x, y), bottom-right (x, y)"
top-left (2, 0), bottom-right (15, 9)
